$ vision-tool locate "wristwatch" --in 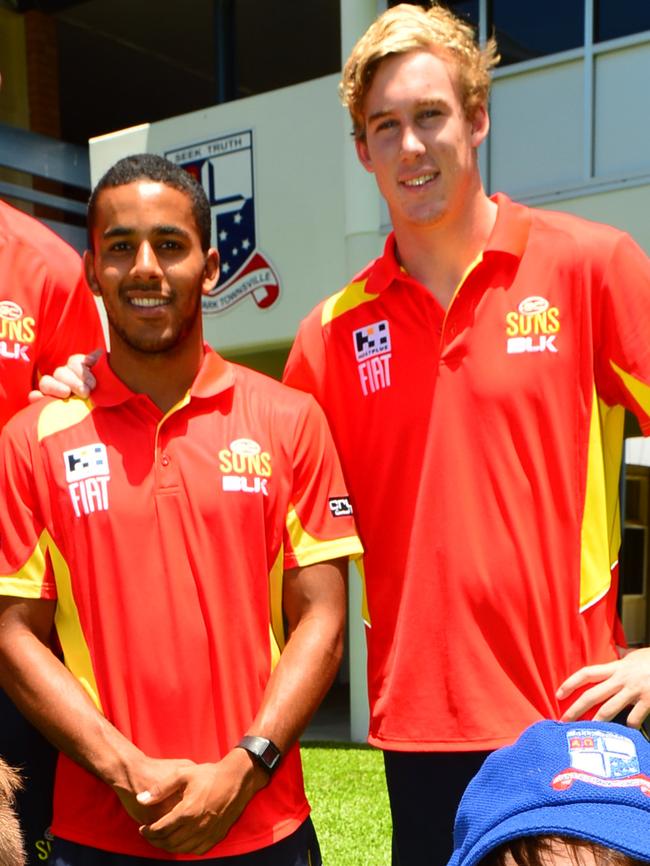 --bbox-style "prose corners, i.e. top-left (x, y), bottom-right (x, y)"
top-left (237, 735), bottom-right (282, 774)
